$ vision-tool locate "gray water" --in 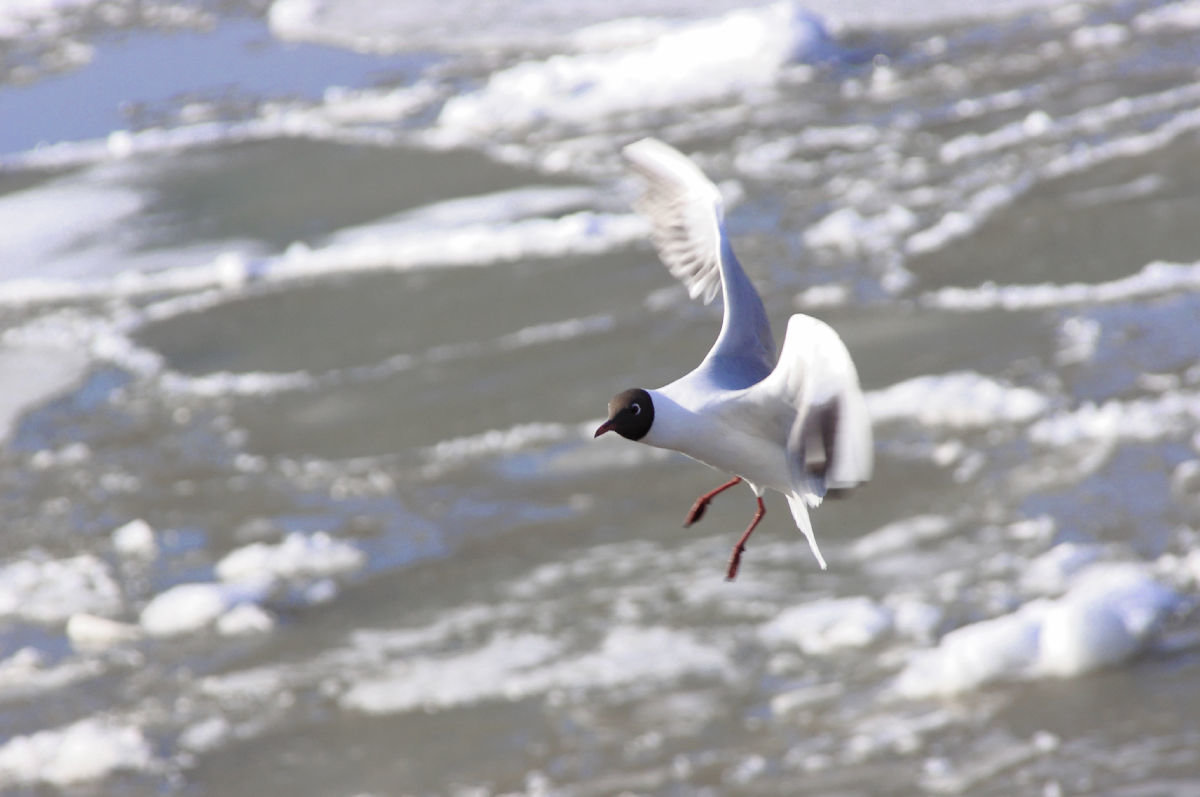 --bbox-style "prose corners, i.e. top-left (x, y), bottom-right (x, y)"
top-left (0, 0), bottom-right (1199, 794)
